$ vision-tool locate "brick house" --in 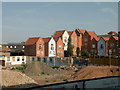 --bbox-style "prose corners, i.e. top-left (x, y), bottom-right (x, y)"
top-left (43, 37), bottom-right (56, 57)
top-left (75, 29), bottom-right (86, 52)
top-left (54, 37), bottom-right (64, 57)
top-left (81, 30), bottom-right (91, 54)
top-left (108, 36), bottom-right (118, 56)
top-left (53, 30), bottom-right (69, 56)
top-left (90, 38), bottom-right (99, 55)
top-left (68, 31), bottom-right (78, 56)
top-left (87, 31), bottom-right (100, 55)
top-left (24, 37), bottom-right (45, 57)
